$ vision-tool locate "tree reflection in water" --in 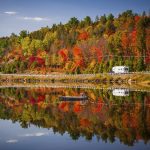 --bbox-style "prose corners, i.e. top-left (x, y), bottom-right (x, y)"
top-left (0, 87), bottom-right (150, 146)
